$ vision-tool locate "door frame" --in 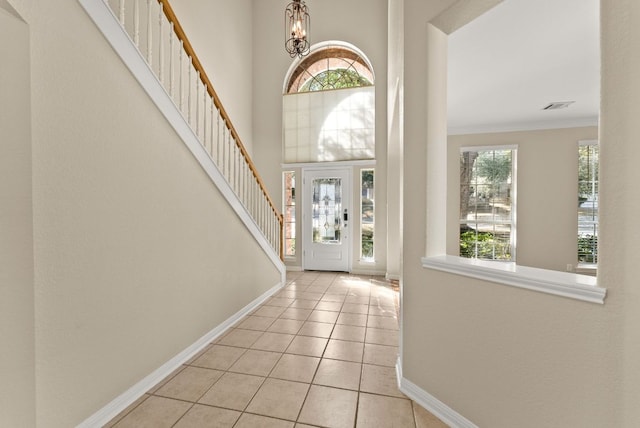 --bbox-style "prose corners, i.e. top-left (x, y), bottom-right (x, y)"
top-left (302, 166), bottom-right (353, 272)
